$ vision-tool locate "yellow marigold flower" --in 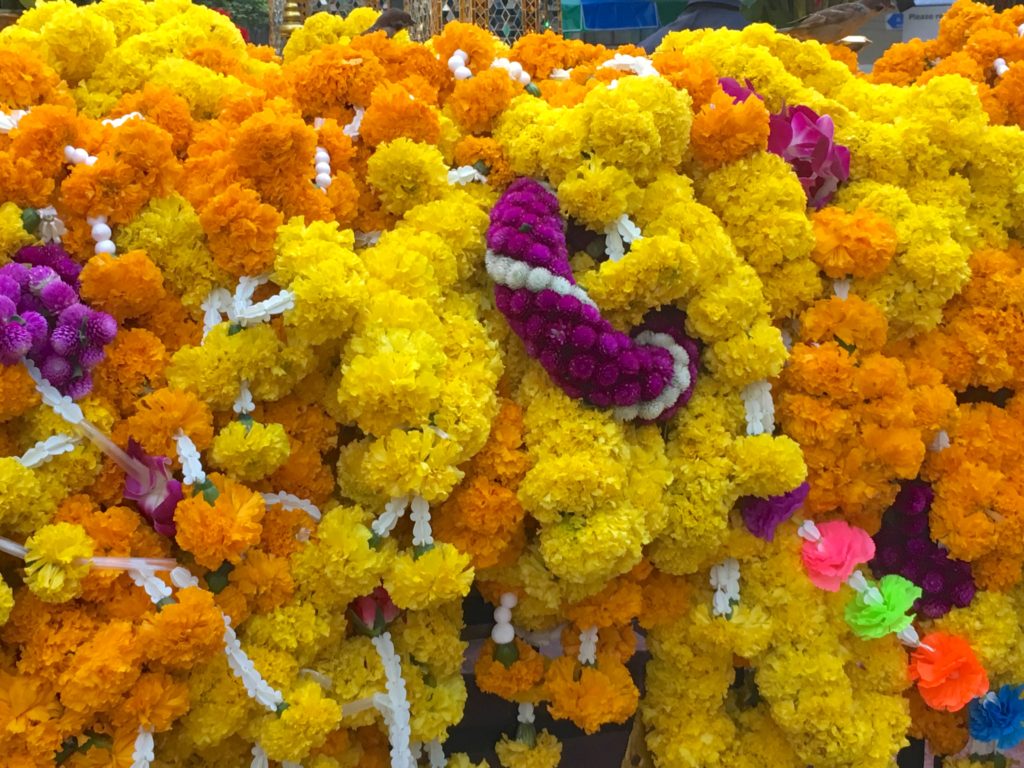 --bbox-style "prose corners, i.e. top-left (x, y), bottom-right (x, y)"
top-left (384, 543), bottom-right (474, 611)
top-left (366, 138), bottom-right (449, 216)
top-left (257, 680), bottom-right (341, 762)
top-left (24, 522), bottom-right (94, 603)
top-left (0, 202), bottom-right (33, 259)
top-left (210, 420), bottom-right (291, 482)
top-left (0, 575), bottom-right (13, 626)
top-left (496, 731), bottom-right (563, 768)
